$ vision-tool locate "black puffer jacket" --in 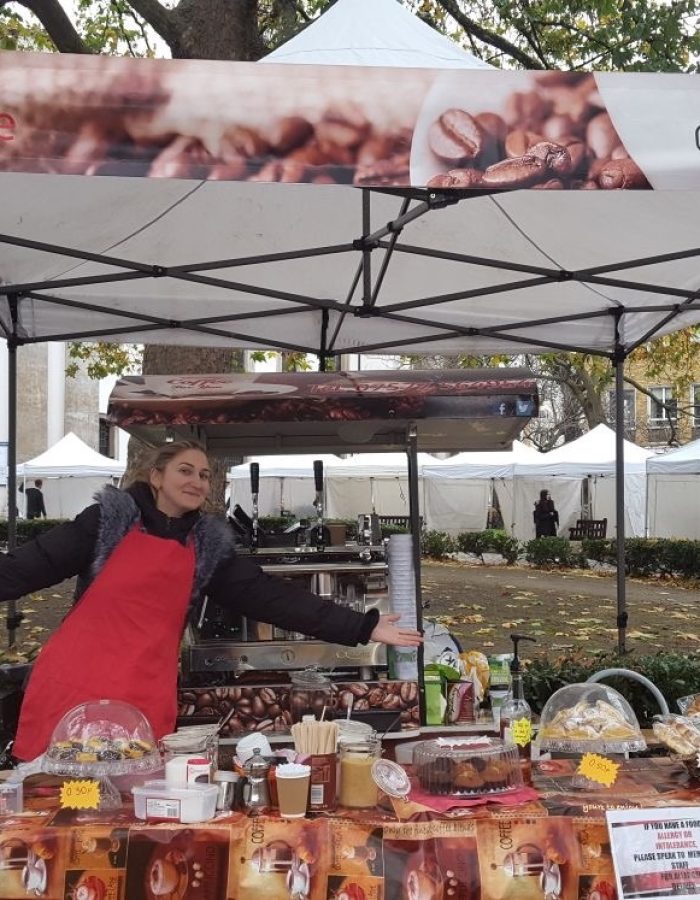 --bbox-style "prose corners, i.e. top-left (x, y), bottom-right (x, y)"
top-left (0, 483), bottom-right (379, 646)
